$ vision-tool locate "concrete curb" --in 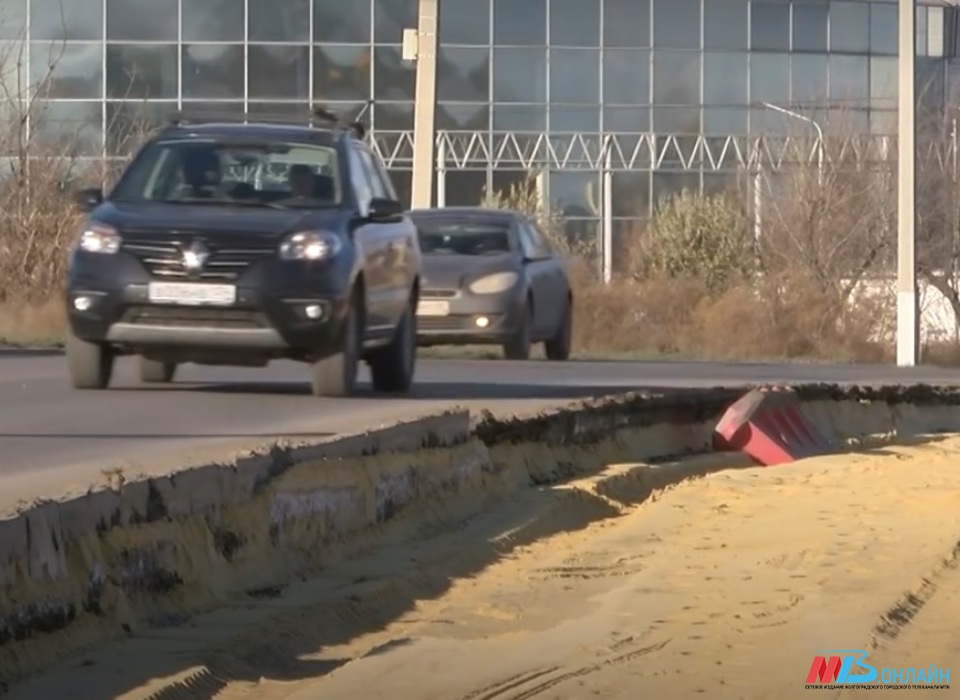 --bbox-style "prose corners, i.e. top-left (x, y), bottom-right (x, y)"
top-left (3, 383), bottom-right (960, 688)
